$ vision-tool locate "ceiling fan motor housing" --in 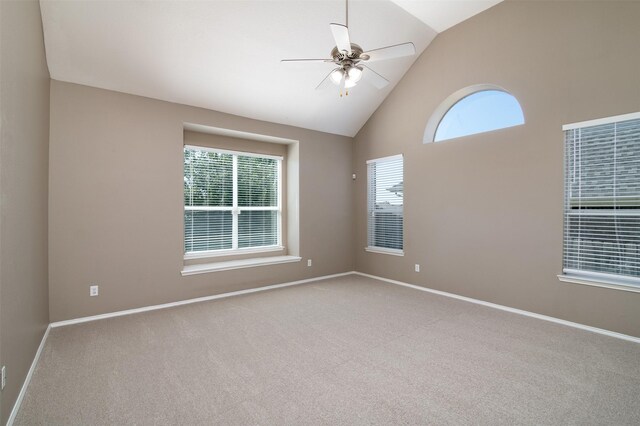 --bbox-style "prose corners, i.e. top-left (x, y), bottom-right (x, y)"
top-left (331, 43), bottom-right (365, 63)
